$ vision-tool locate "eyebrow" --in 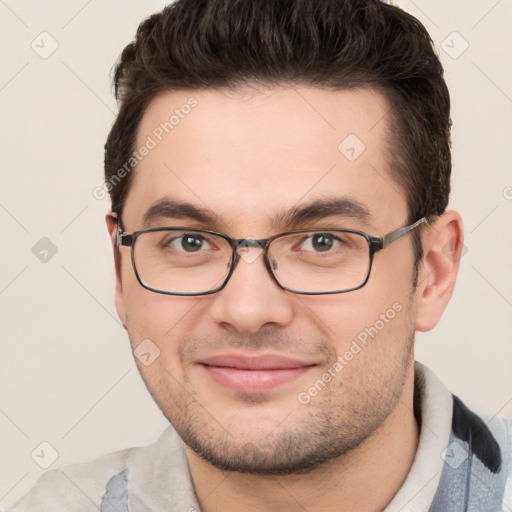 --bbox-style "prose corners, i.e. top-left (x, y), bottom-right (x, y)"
top-left (273, 197), bottom-right (371, 229)
top-left (139, 196), bottom-right (372, 231)
top-left (141, 199), bottom-right (222, 228)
